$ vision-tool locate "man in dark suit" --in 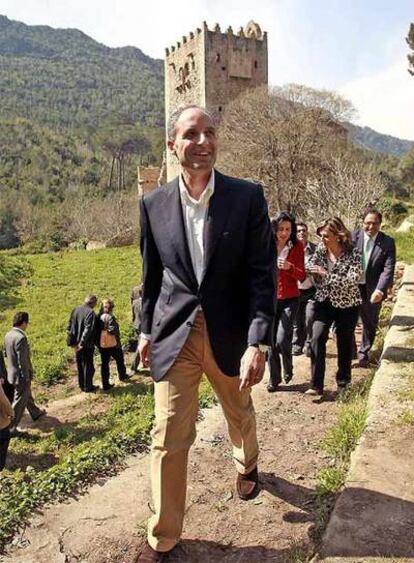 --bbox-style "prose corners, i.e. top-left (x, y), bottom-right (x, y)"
top-left (4, 311), bottom-right (45, 435)
top-left (135, 105), bottom-right (275, 562)
top-left (67, 295), bottom-right (98, 392)
top-left (292, 222), bottom-right (317, 357)
top-left (353, 208), bottom-right (396, 367)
